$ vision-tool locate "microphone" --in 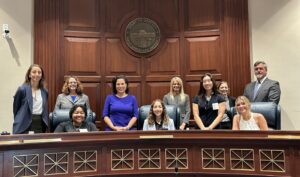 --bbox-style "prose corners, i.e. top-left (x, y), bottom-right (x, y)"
top-left (1, 131), bottom-right (10, 135)
top-left (175, 159), bottom-right (179, 175)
